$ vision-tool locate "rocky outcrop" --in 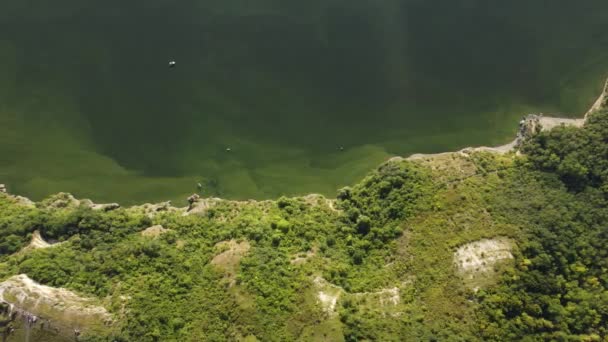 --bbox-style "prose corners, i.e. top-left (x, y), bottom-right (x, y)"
top-left (140, 225), bottom-right (170, 238)
top-left (515, 114), bottom-right (542, 144)
top-left (514, 114), bottom-right (585, 147)
top-left (38, 193), bottom-right (120, 212)
top-left (211, 240), bottom-right (251, 286)
top-left (454, 238), bottom-right (514, 290)
top-left (186, 197), bottom-right (222, 215)
top-left (187, 194), bottom-right (201, 211)
top-left (129, 195), bottom-right (222, 218)
top-left (12, 196), bottom-right (35, 208)
top-left (313, 277), bottom-right (342, 316)
top-left (312, 276), bottom-right (406, 317)
top-left (38, 193), bottom-right (80, 209)
top-left (0, 275), bottom-right (112, 341)
top-left (87, 202), bottom-right (120, 212)
top-left (0, 184), bottom-right (34, 207)
top-left (130, 201), bottom-right (182, 218)
top-left (454, 238), bottom-right (513, 275)
top-left (19, 231), bottom-right (61, 253)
